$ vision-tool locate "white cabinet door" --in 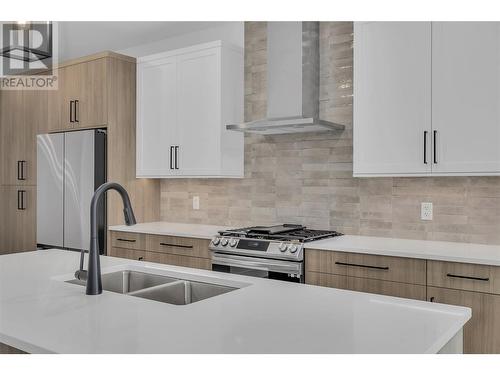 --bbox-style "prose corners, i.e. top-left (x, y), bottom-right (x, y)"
top-left (432, 22), bottom-right (500, 175)
top-left (353, 22), bottom-right (432, 176)
top-left (176, 47), bottom-right (221, 175)
top-left (137, 56), bottom-right (178, 177)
